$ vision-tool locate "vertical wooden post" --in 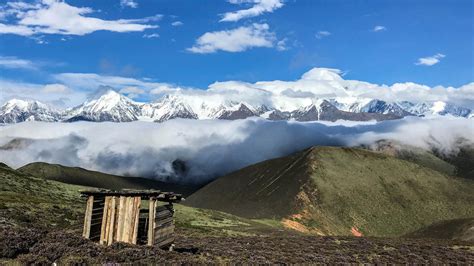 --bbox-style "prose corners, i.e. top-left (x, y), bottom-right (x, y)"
top-left (122, 197), bottom-right (133, 242)
top-left (106, 196), bottom-right (117, 246)
top-left (82, 195), bottom-right (94, 238)
top-left (99, 196), bottom-right (111, 245)
top-left (115, 196), bottom-right (126, 242)
top-left (147, 198), bottom-right (156, 246)
top-left (131, 197), bottom-right (141, 244)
